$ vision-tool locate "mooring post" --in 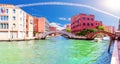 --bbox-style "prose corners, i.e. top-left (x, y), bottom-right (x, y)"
top-left (108, 38), bottom-right (114, 53)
